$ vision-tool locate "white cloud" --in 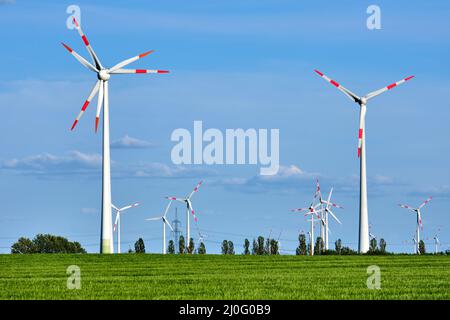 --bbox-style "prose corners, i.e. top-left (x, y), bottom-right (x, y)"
top-left (110, 135), bottom-right (157, 149)
top-left (1, 151), bottom-right (214, 180)
top-left (2, 151), bottom-right (101, 176)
